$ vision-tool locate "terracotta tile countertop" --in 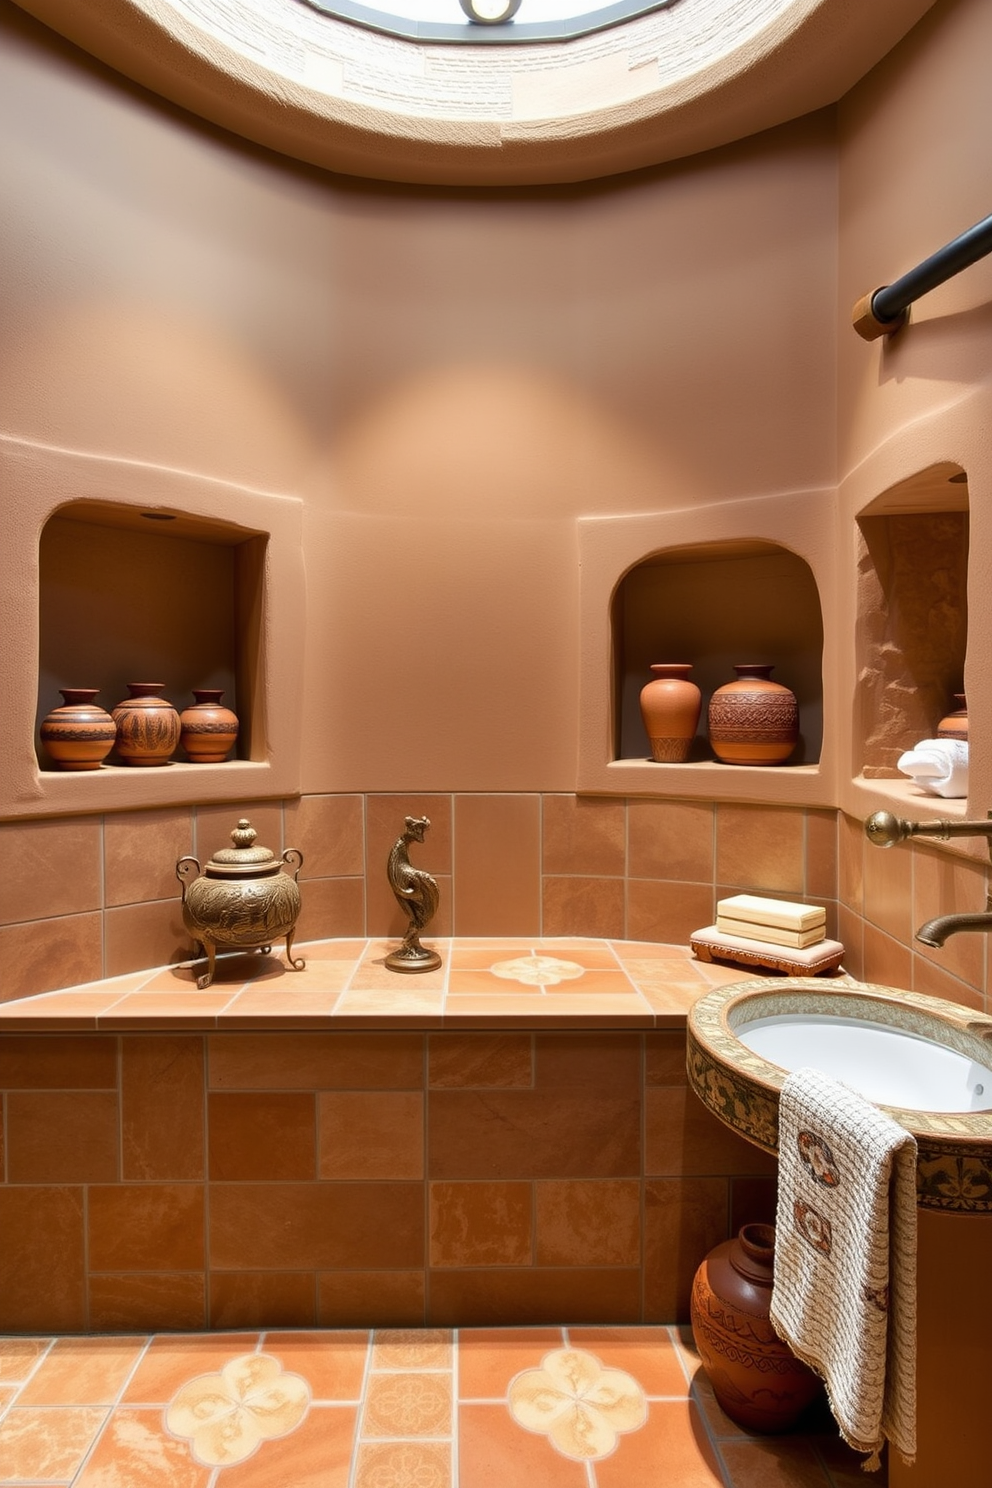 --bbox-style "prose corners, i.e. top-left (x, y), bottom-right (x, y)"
top-left (0, 939), bottom-right (759, 1032)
